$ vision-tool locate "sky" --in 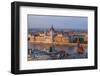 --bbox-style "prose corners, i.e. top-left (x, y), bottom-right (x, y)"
top-left (28, 15), bottom-right (88, 30)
